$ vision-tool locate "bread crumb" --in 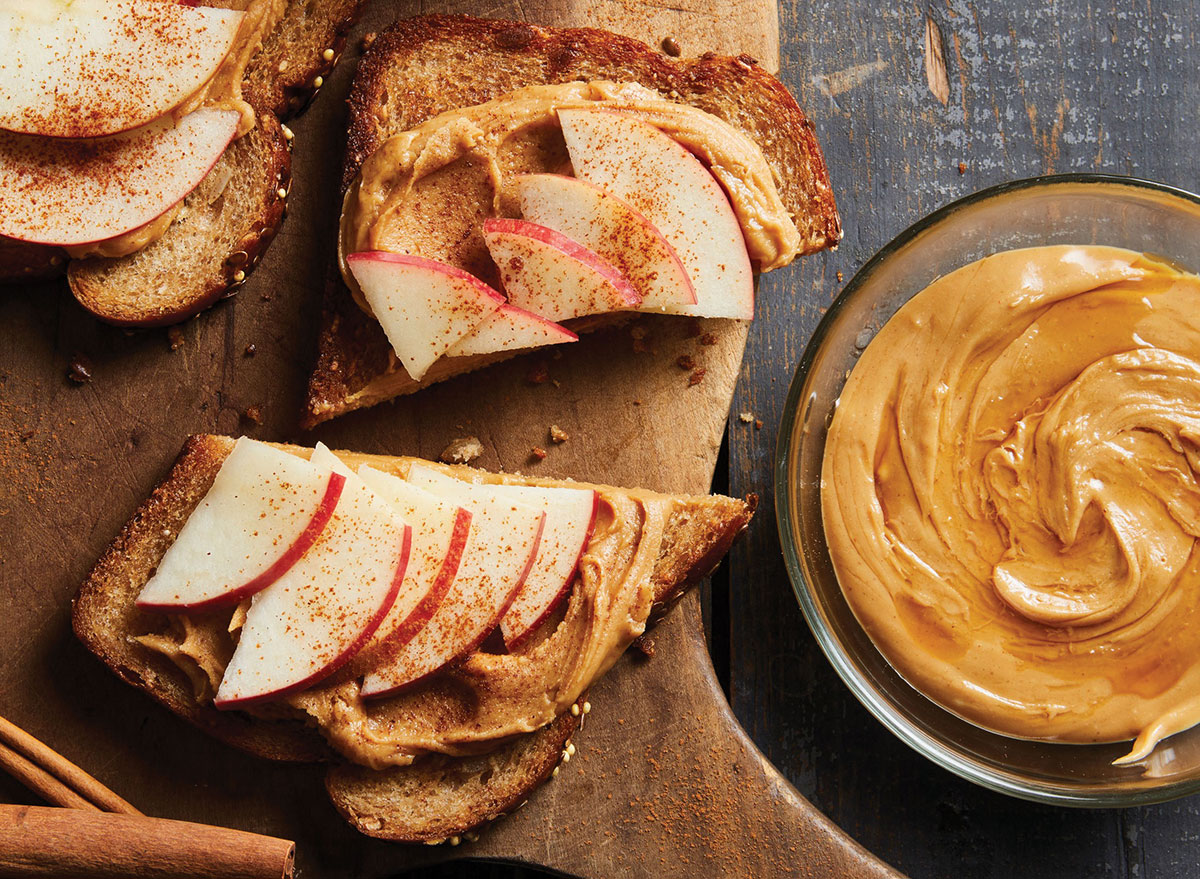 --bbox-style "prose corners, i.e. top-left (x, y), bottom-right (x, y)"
top-left (676, 354), bottom-right (695, 370)
top-left (837, 271), bottom-right (844, 282)
top-left (440, 436), bottom-right (483, 464)
top-left (633, 635), bottom-right (656, 658)
top-left (243, 405), bottom-right (263, 425)
top-left (167, 326), bottom-right (185, 351)
top-left (243, 343), bottom-right (257, 357)
top-left (755, 419), bottom-right (763, 430)
top-left (688, 368), bottom-right (706, 387)
top-left (67, 355), bottom-right (93, 384)
top-left (699, 332), bottom-right (718, 346)
top-left (527, 362), bottom-right (550, 384)
top-left (738, 412), bottom-right (754, 423)
top-left (959, 161), bottom-right (968, 175)
top-left (529, 446), bottom-right (548, 462)
top-left (549, 424), bottom-right (569, 444)
top-left (360, 32), bottom-right (376, 50)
